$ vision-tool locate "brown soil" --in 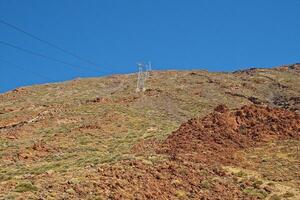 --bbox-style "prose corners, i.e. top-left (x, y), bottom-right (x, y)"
top-left (90, 160), bottom-right (247, 200)
top-left (58, 105), bottom-right (298, 200)
top-left (88, 105), bottom-right (300, 199)
top-left (1, 105), bottom-right (299, 199)
top-left (1, 66), bottom-right (299, 199)
top-left (159, 105), bottom-right (300, 165)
